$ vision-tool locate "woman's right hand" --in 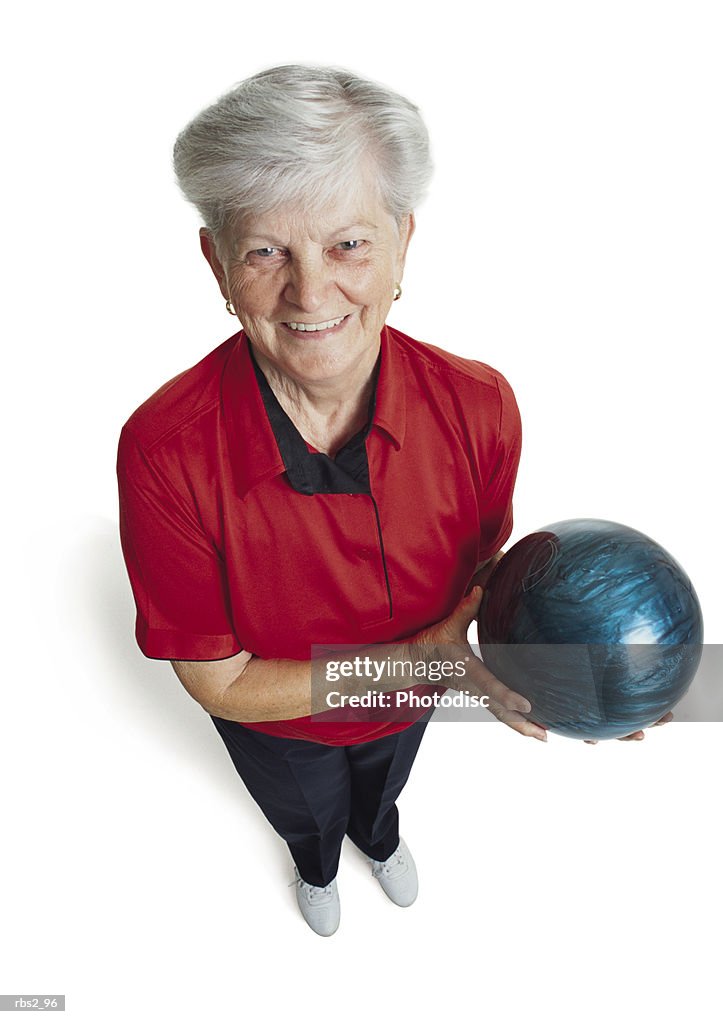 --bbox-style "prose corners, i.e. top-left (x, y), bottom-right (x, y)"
top-left (409, 587), bottom-right (548, 742)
